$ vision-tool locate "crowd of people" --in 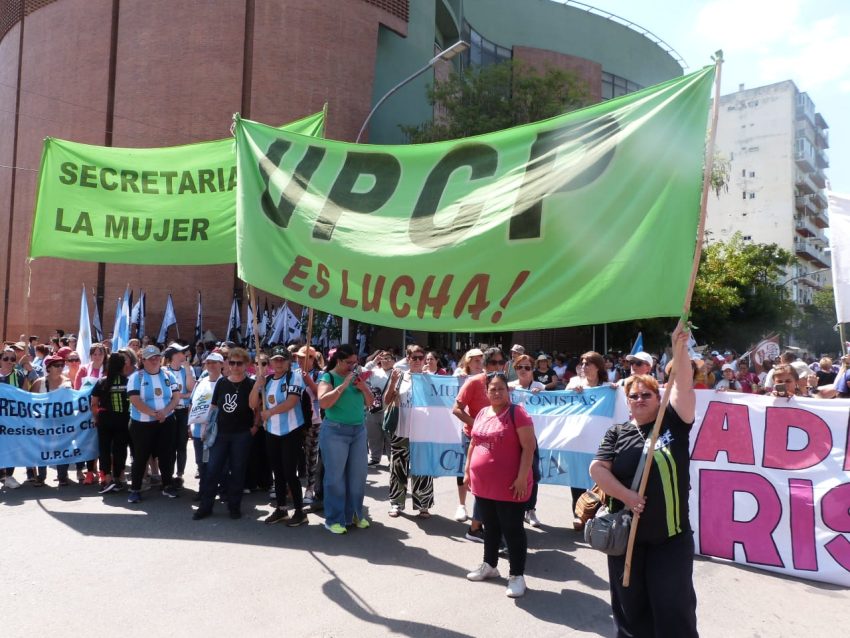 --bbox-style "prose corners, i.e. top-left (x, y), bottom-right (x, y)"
top-left (2, 327), bottom-right (848, 631)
